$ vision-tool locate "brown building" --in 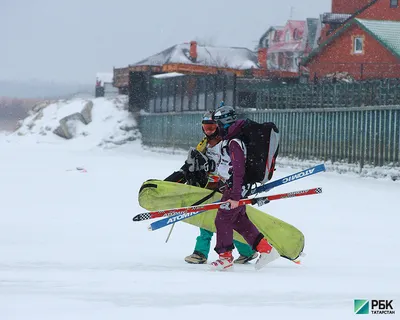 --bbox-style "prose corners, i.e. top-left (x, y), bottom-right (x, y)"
top-left (113, 42), bottom-right (262, 89)
top-left (320, 0), bottom-right (400, 43)
top-left (302, 18), bottom-right (400, 81)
